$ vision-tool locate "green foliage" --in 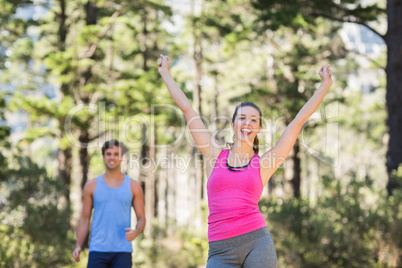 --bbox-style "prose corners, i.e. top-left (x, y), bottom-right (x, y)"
top-left (0, 92), bottom-right (11, 179)
top-left (252, 0), bottom-right (385, 34)
top-left (0, 0), bottom-right (32, 67)
top-left (0, 93), bottom-right (10, 139)
top-left (0, 0), bottom-right (391, 267)
top-left (260, 176), bottom-right (402, 267)
top-left (0, 150), bottom-right (74, 267)
top-left (133, 223), bottom-right (209, 268)
top-left (388, 165), bottom-right (402, 200)
top-left (338, 89), bottom-right (386, 146)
